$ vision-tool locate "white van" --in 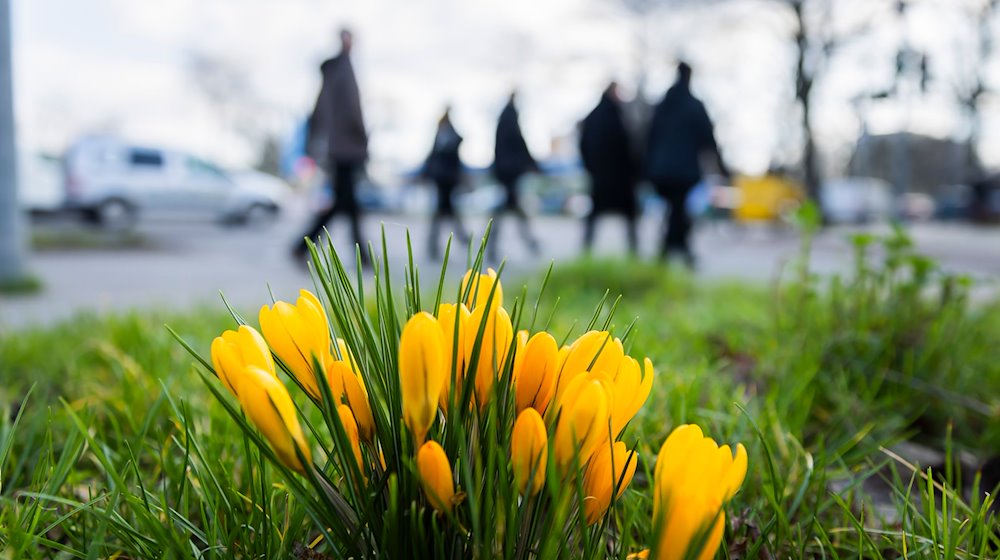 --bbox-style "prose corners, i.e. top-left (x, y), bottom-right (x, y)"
top-left (64, 137), bottom-right (287, 228)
